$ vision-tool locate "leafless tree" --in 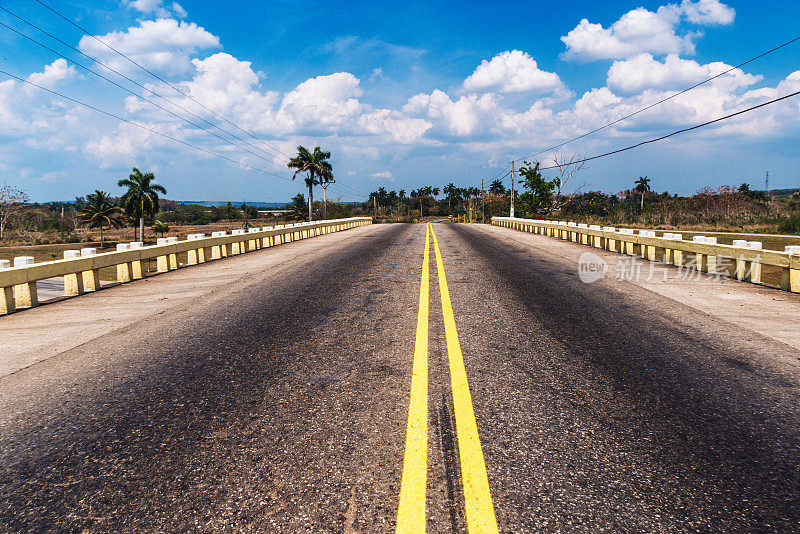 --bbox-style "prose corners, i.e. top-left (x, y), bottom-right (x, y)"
top-left (0, 184), bottom-right (29, 241)
top-left (548, 154), bottom-right (586, 211)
